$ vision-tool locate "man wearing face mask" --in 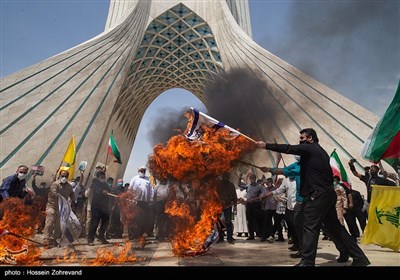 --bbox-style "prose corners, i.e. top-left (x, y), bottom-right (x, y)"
top-left (127, 166), bottom-right (153, 240)
top-left (256, 128), bottom-right (370, 266)
top-left (348, 161), bottom-right (395, 203)
top-left (43, 170), bottom-right (75, 248)
top-left (0, 165), bottom-right (30, 202)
